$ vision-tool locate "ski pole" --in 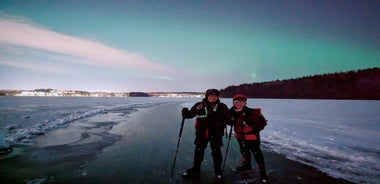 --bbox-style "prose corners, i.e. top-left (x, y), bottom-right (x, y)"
top-left (170, 117), bottom-right (185, 183)
top-left (222, 124), bottom-right (233, 173)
